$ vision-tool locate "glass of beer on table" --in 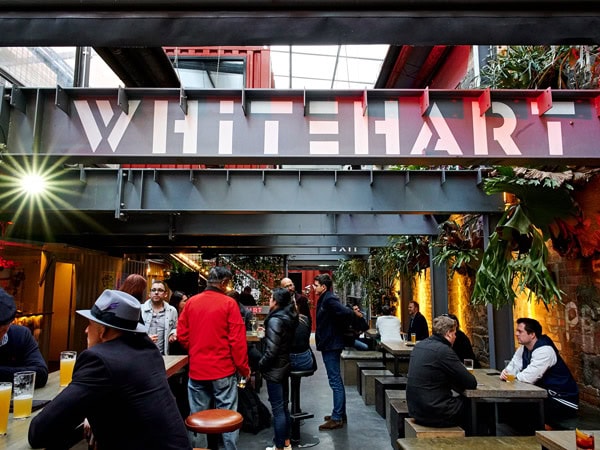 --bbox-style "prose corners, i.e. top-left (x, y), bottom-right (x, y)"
top-left (0, 382), bottom-right (11, 434)
top-left (13, 371), bottom-right (36, 419)
top-left (464, 359), bottom-right (474, 373)
top-left (504, 360), bottom-right (517, 382)
top-left (60, 351), bottom-right (77, 386)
